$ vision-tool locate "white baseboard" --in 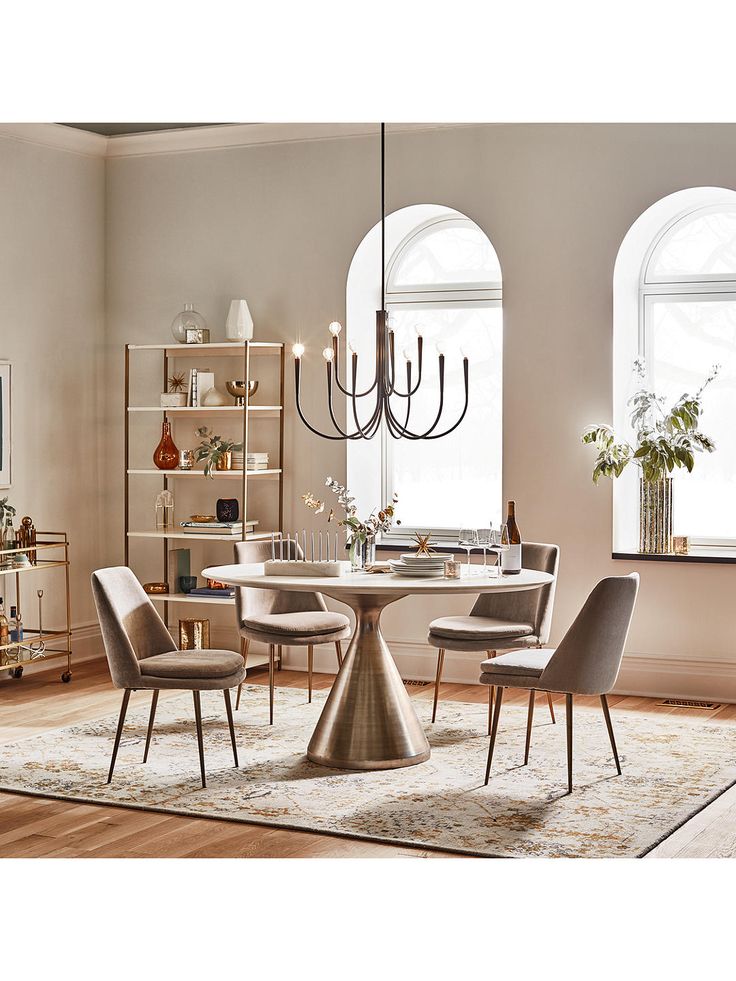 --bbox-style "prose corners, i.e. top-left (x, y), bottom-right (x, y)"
top-left (282, 639), bottom-right (736, 703)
